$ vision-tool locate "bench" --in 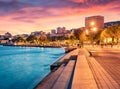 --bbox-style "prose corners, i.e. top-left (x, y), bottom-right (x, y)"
top-left (50, 49), bottom-right (79, 71)
top-left (89, 51), bottom-right (99, 56)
